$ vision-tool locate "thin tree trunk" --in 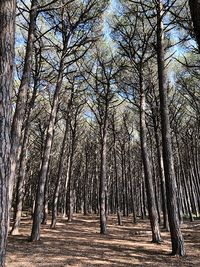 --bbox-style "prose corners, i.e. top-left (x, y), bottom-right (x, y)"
top-left (152, 108), bottom-right (169, 230)
top-left (140, 177), bottom-right (145, 220)
top-left (67, 137), bottom-right (76, 222)
top-left (51, 120), bottom-right (68, 228)
top-left (130, 178), bottom-right (137, 224)
top-left (139, 70), bottom-right (162, 243)
top-left (62, 155), bottom-right (71, 218)
top-left (83, 152), bottom-right (89, 216)
top-left (112, 115), bottom-right (122, 225)
top-left (100, 126), bottom-right (108, 234)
